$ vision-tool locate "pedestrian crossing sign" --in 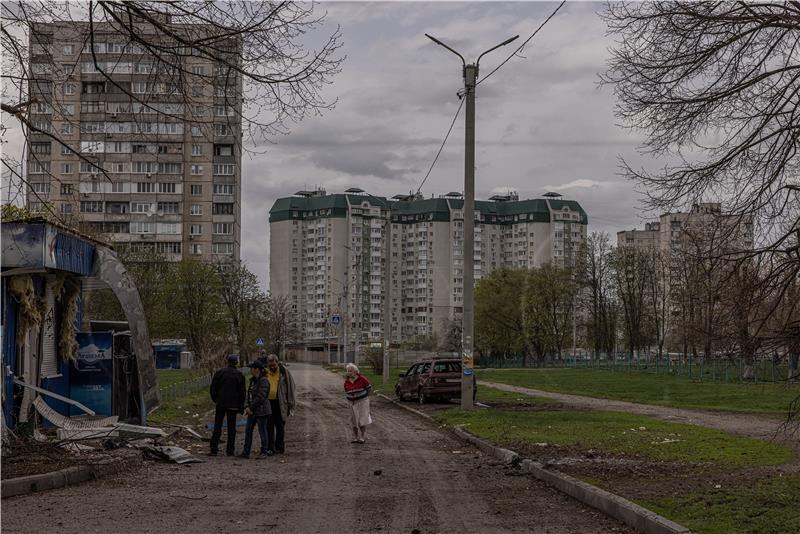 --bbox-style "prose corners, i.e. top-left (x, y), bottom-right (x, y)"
top-left (256, 338), bottom-right (264, 346)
